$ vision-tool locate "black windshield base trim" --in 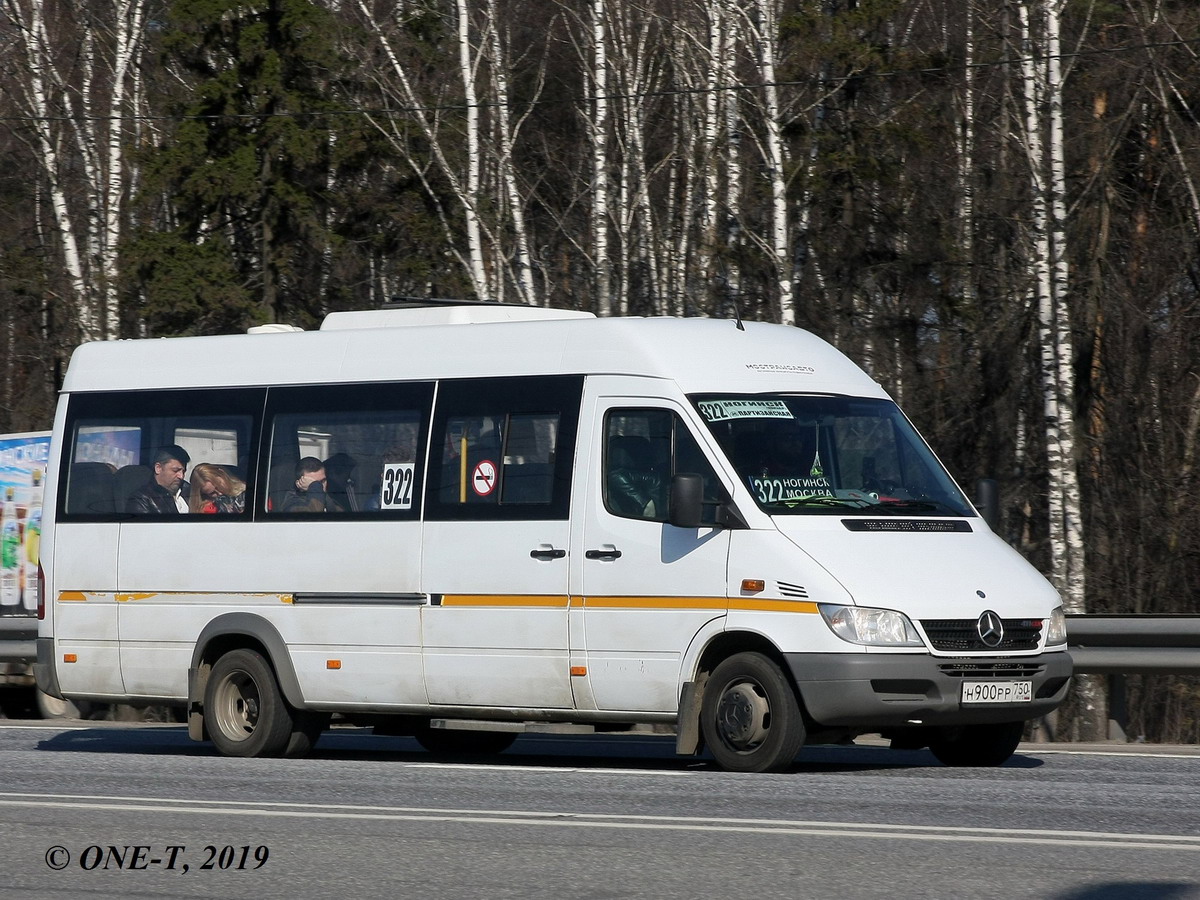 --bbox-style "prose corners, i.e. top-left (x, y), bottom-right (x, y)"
top-left (841, 519), bottom-right (973, 533)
